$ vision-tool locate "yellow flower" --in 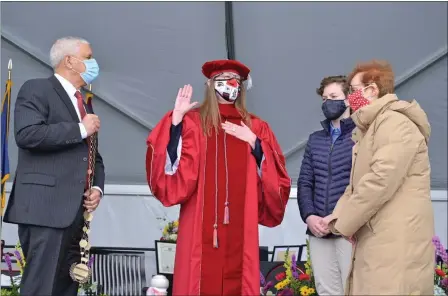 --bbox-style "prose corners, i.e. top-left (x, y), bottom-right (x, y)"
top-left (308, 287), bottom-right (315, 294)
top-left (173, 220), bottom-right (179, 227)
top-left (275, 279), bottom-right (290, 290)
top-left (275, 281), bottom-right (284, 290)
top-left (300, 286), bottom-right (310, 296)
